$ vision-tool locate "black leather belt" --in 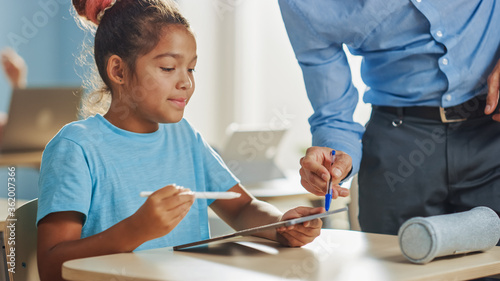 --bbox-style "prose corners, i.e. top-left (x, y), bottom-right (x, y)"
top-left (373, 95), bottom-right (491, 123)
